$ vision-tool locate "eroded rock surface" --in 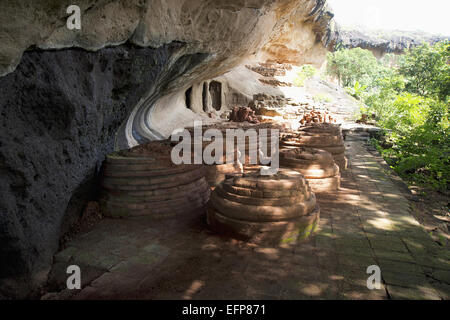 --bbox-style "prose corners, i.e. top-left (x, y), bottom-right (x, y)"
top-left (0, 0), bottom-right (337, 77)
top-left (0, 43), bottom-right (206, 297)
